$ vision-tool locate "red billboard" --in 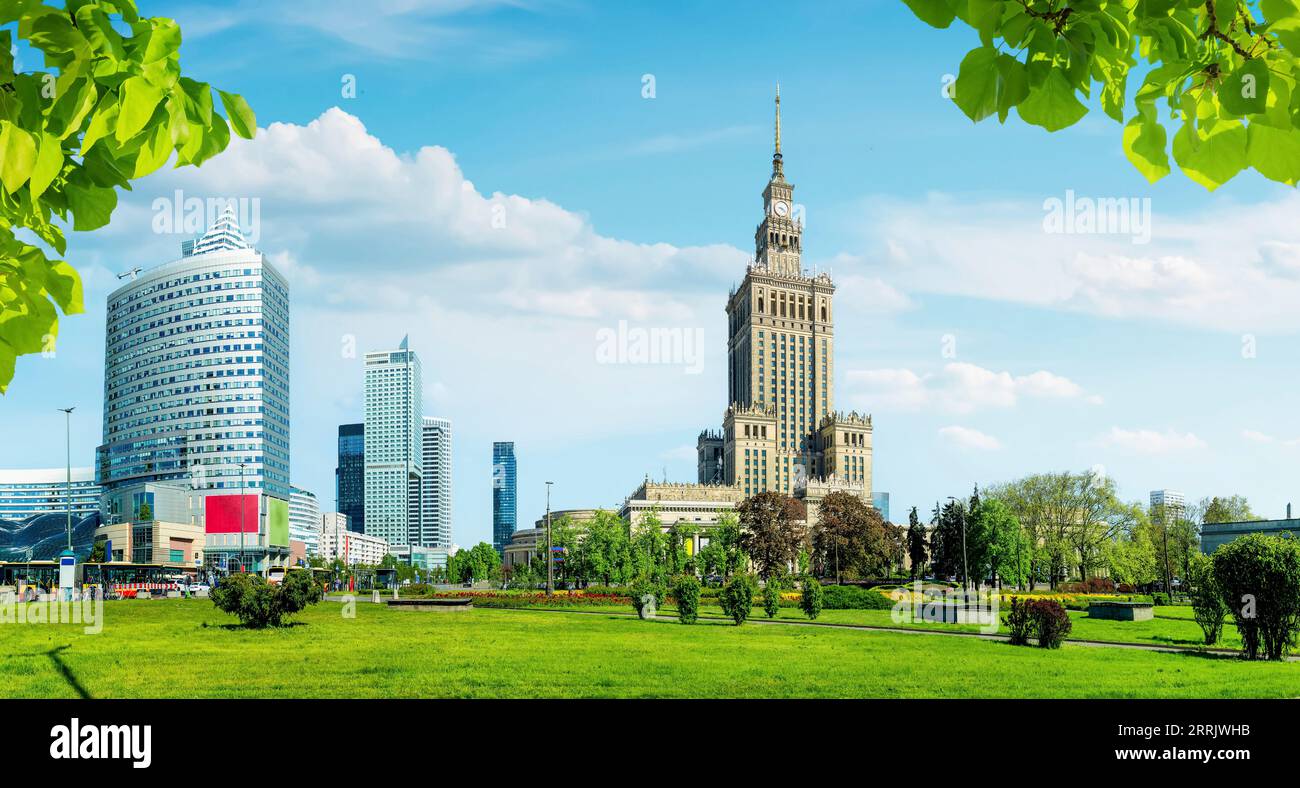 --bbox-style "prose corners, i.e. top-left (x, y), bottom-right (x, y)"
top-left (205, 494), bottom-right (259, 534)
